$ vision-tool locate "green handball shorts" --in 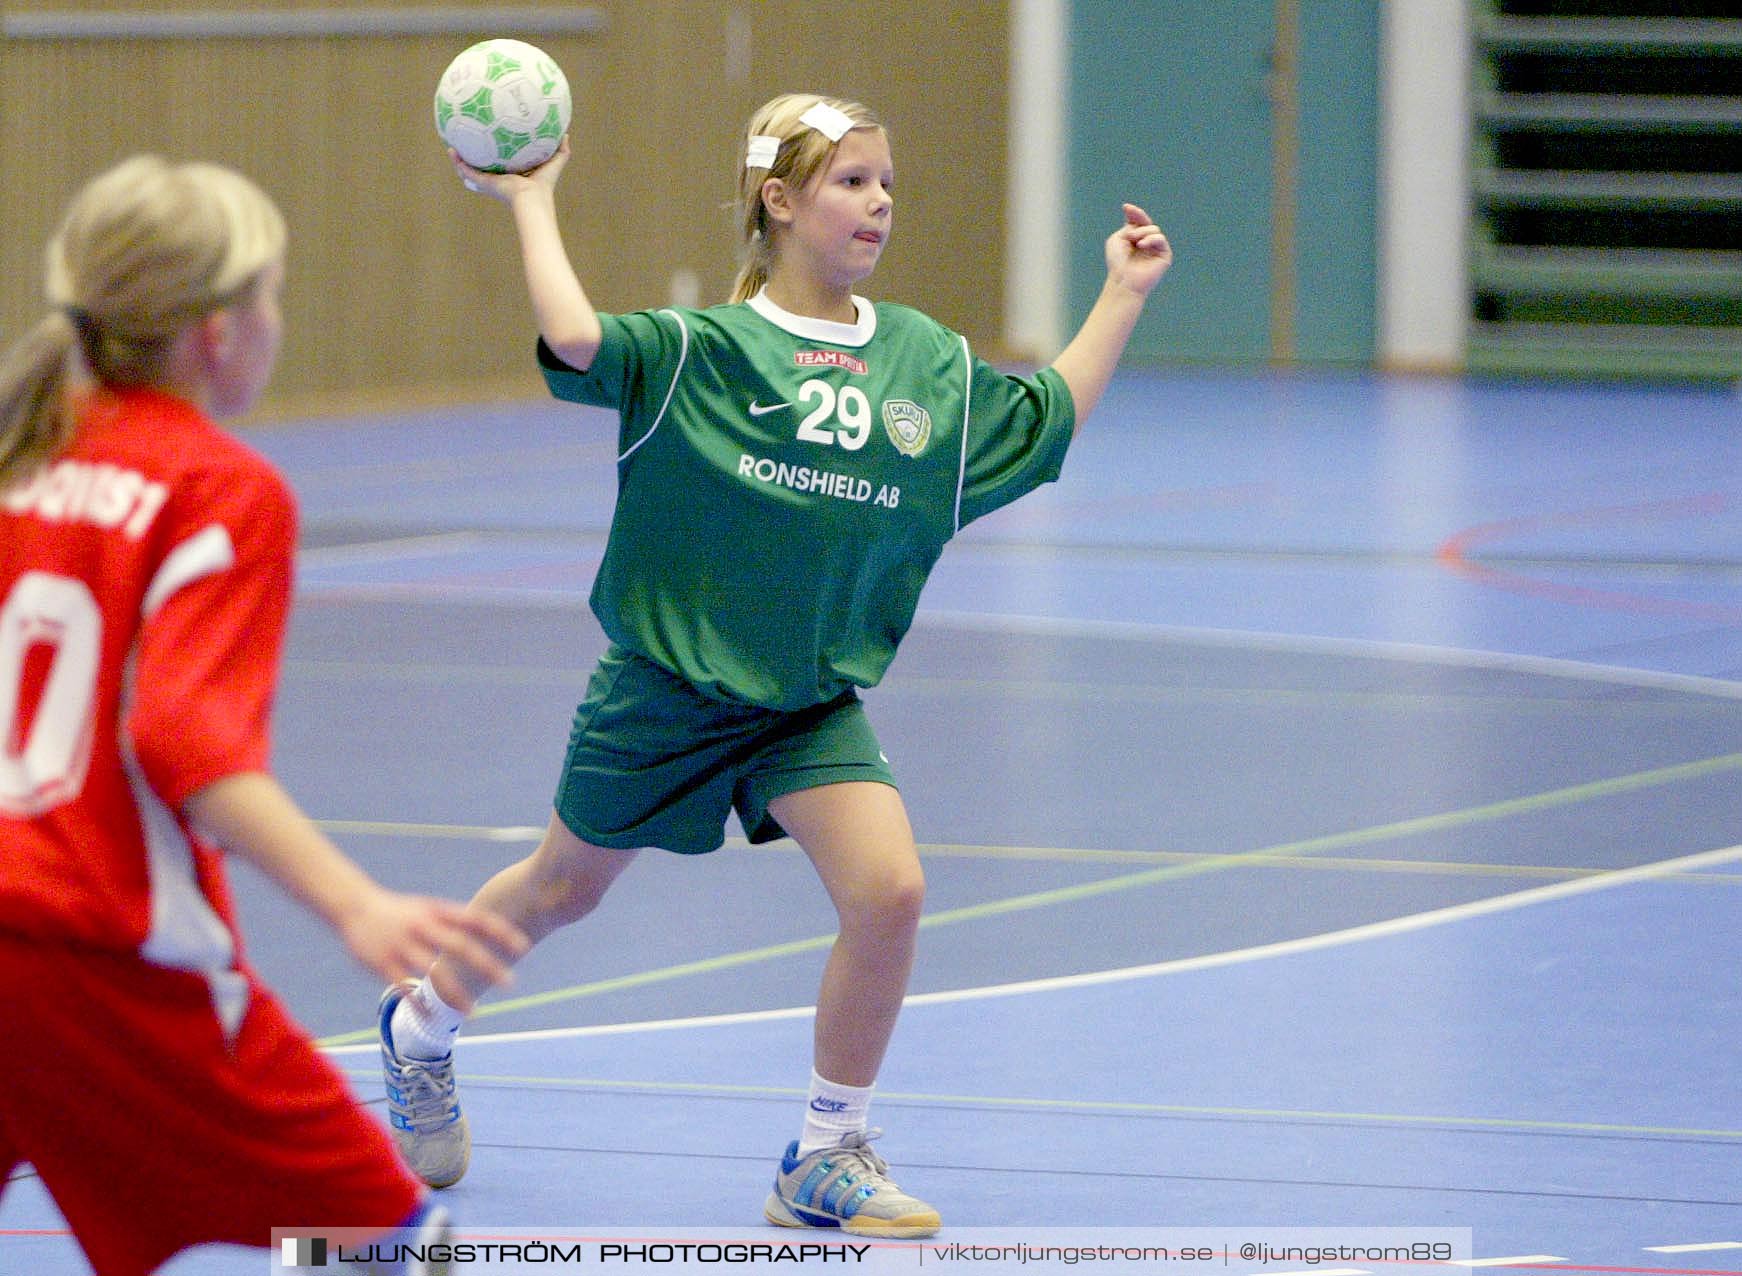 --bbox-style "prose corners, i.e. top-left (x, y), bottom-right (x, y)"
top-left (554, 644), bottom-right (898, 854)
